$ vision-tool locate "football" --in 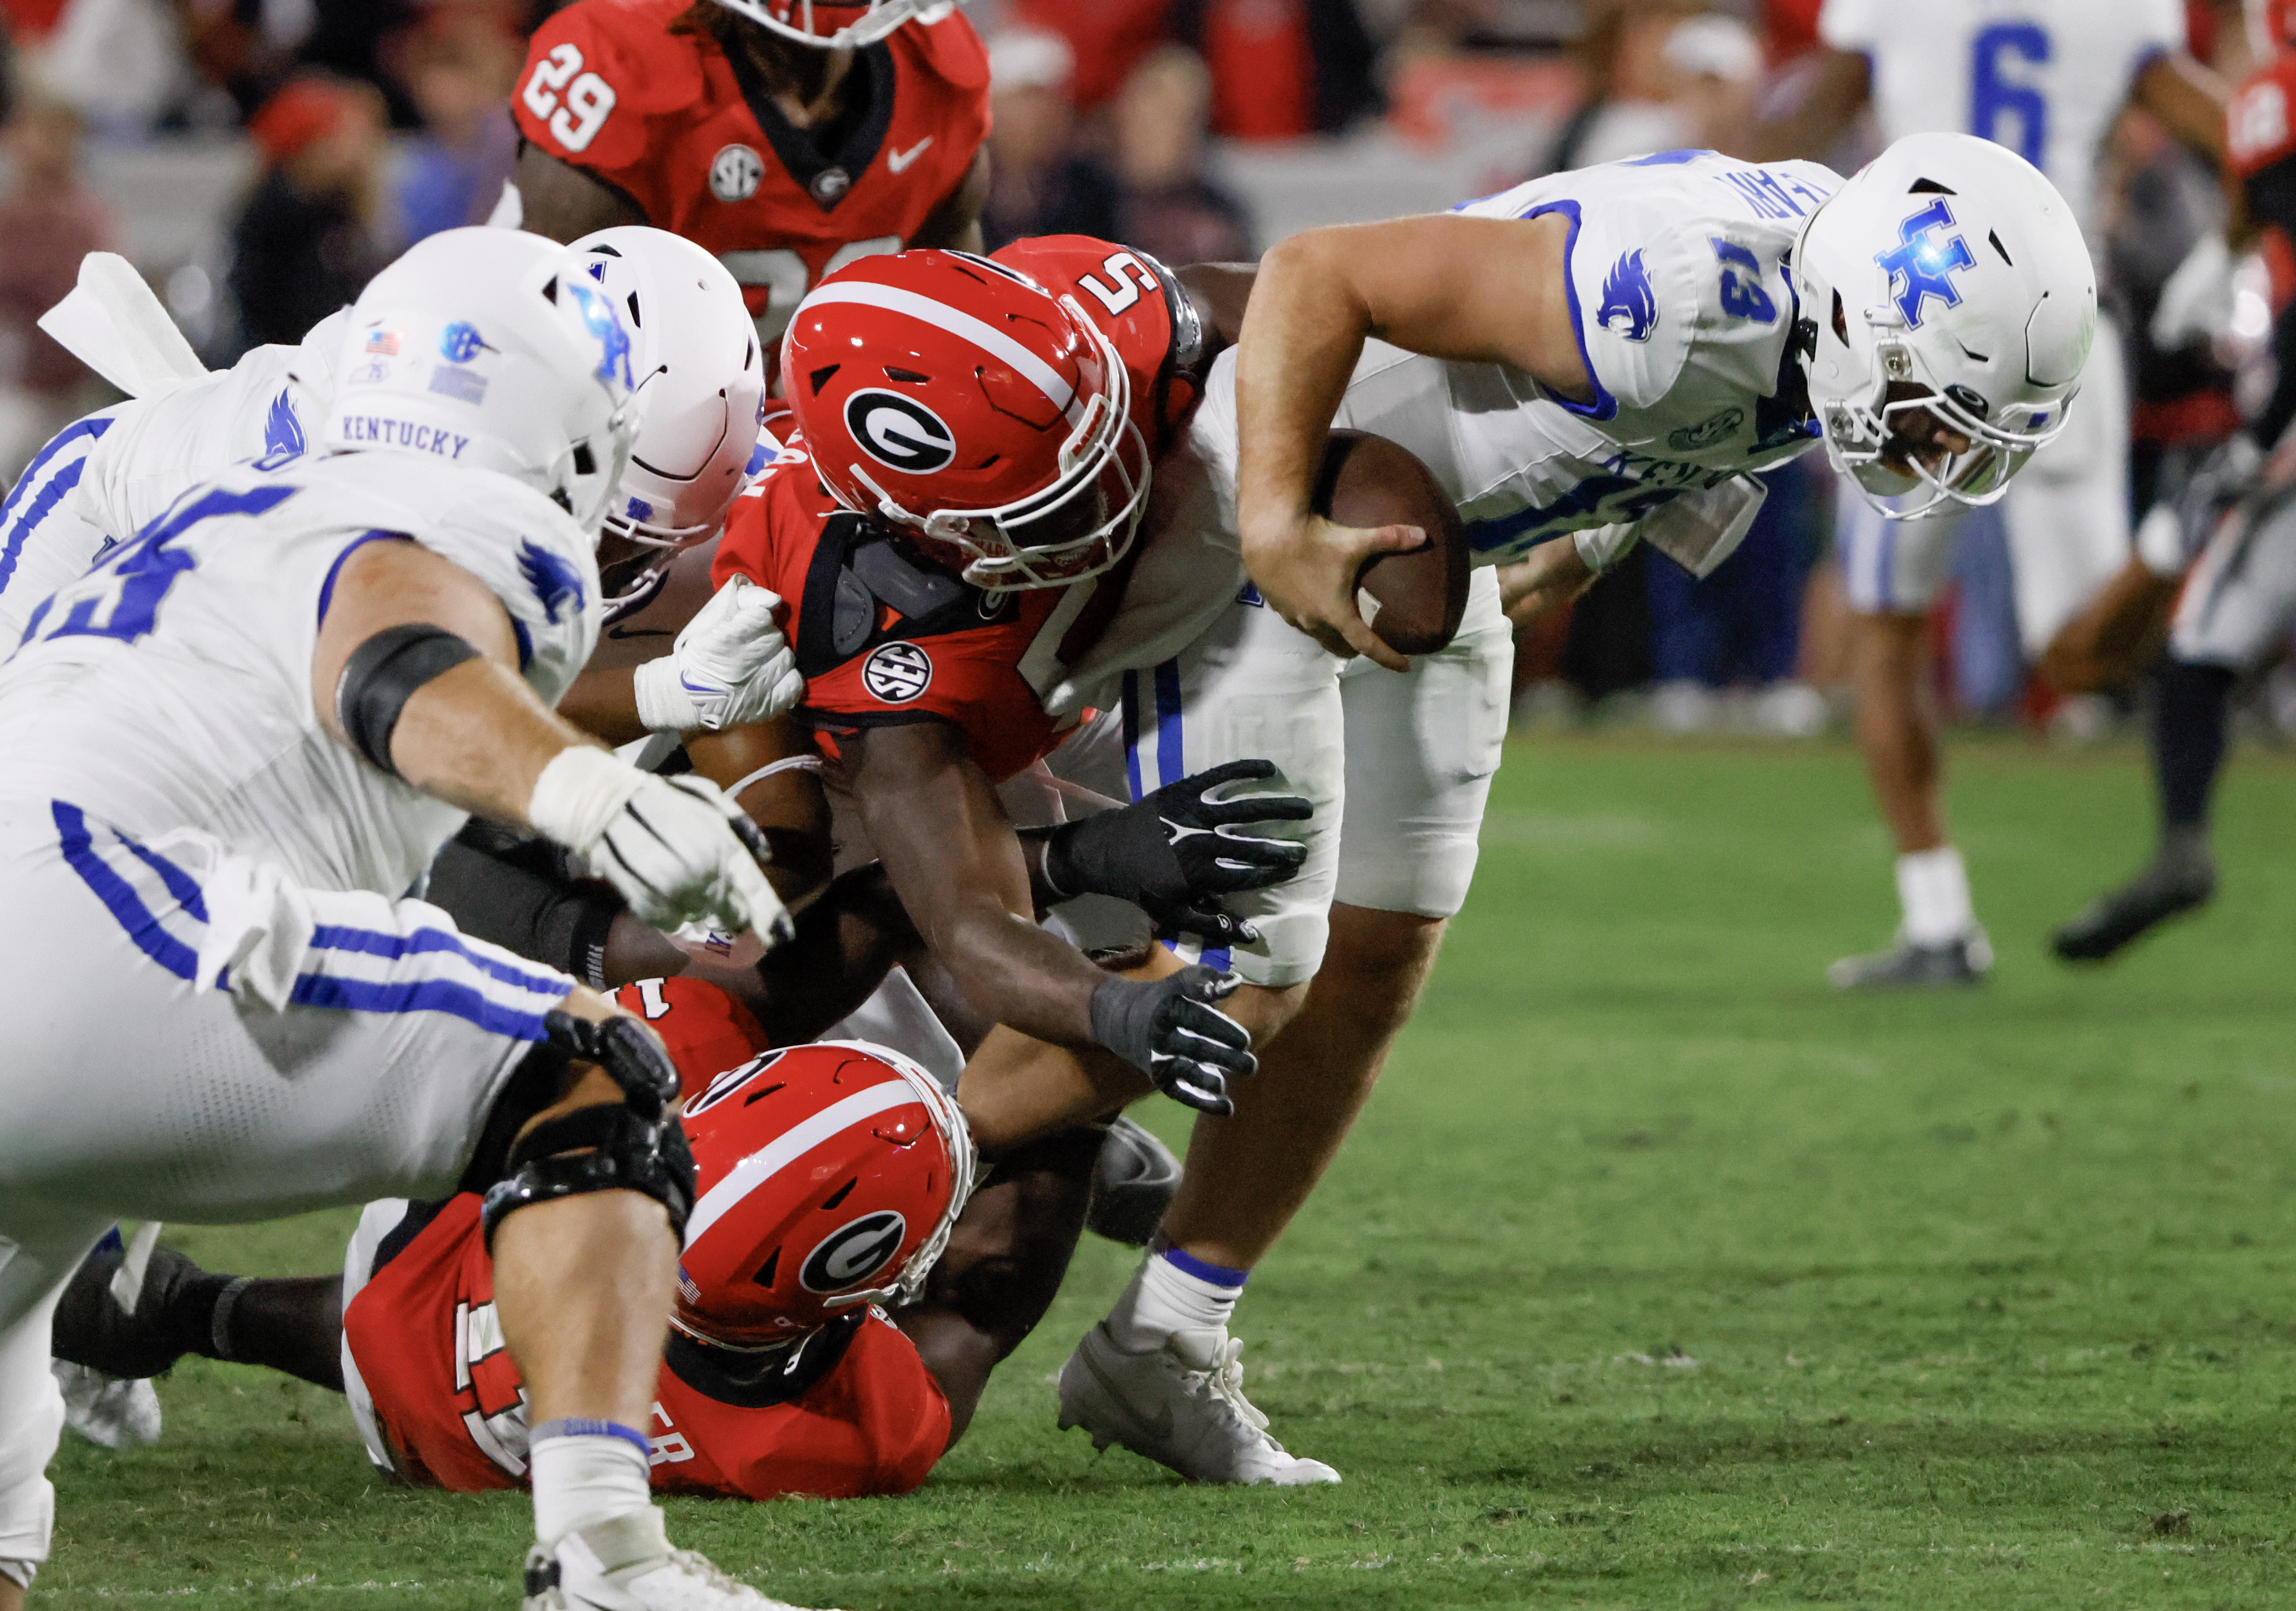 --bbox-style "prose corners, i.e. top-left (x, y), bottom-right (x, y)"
top-left (1313, 429), bottom-right (1470, 656)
